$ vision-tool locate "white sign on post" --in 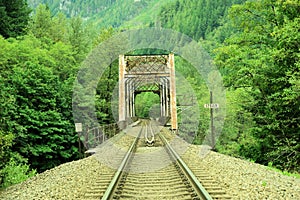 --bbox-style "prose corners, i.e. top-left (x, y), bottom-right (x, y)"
top-left (204, 103), bottom-right (219, 109)
top-left (75, 123), bottom-right (82, 132)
